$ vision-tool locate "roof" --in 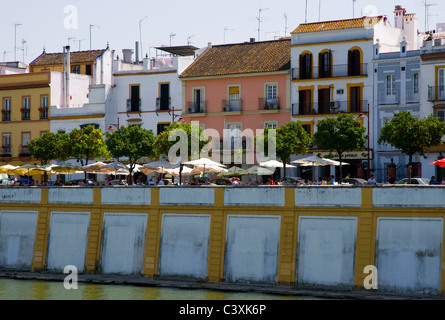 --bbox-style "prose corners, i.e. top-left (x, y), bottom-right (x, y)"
top-left (155, 45), bottom-right (199, 57)
top-left (179, 39), bottom-right (290, 78)
top-left (30, 49), bottom-right (107, 66)
top-left (291, 16), bottom-right (384, 34)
